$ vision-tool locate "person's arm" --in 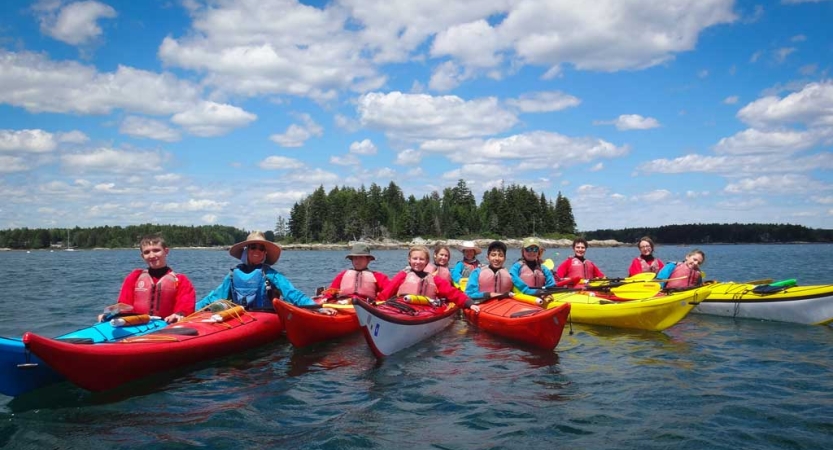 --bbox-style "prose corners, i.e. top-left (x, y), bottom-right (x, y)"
top-left (542, 266), bottom-right (557, 288)
top-left (508, 262), bottom-right (535, 295)
top-left (435, 277), bottom-right (473, 309)
top-left (464, 268), bottom-right (487, 301)
top-left (373, 271), bottom-right (390, 296)
top-left (378, 271), bottom-right (406, 301)
top-left (115, 269), bottom-right (142, 306)
top-left (270, 271), bottom-right (316, 306)
top-left (450, 261), bottom-right (464, 285)
top-left (628, 258), bottom-right (642, 277)
top-left (592, 261), bottom-right (605, 279)
top-left (555, 258), bottom-right (571, 279)
top-left (656, 259), bottom-right (665, 272)
top-left (324, 271), bottom-right (346, 299)
top-left (195, 275), bottom-right (231, 310)
top-left (172, 274), bottom-right (196, 317)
